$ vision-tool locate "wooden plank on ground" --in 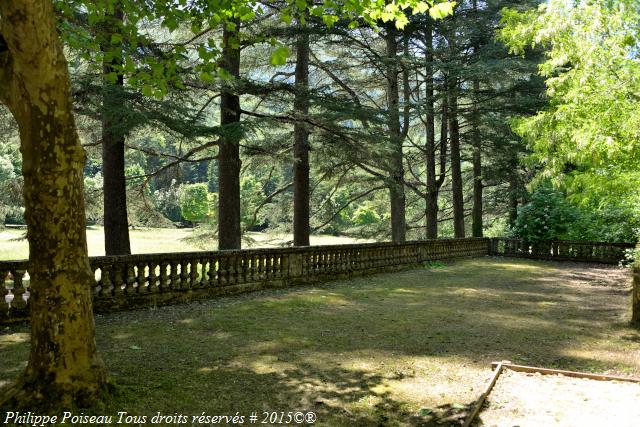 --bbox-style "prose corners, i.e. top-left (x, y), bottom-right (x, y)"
top-left (491, 362), bottom-right (640, 384)
top-left (463, 361), bottom-right (507, 427)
